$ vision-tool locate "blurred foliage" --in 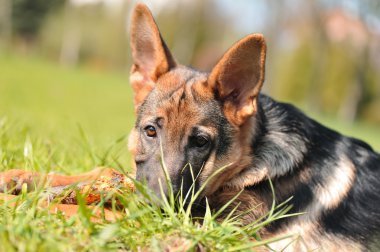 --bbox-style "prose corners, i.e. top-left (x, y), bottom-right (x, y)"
top-left (12, 0), bottom-right (65, 40)
top-left (0, 0), bottom-right (379, 127)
